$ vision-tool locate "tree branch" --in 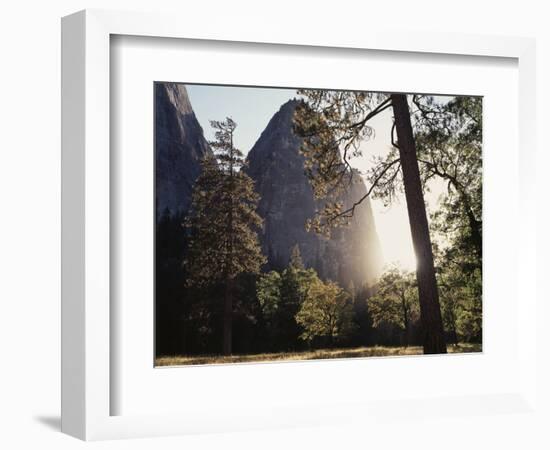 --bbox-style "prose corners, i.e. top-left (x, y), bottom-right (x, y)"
top-left (325, 158), bottom-right (401, 224)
